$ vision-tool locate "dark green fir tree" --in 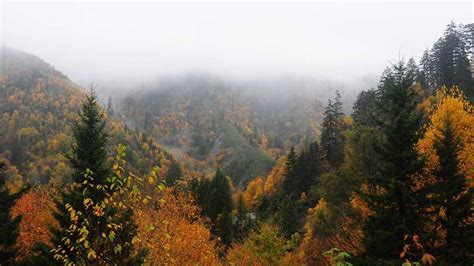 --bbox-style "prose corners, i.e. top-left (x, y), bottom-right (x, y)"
top-left (165, 158), bottom-right (183, 186)
top-left (362, 61), bottom-right (425, 260)
top-left (43, 89), bottom-right (145, 265)
top-left (320, 90), bottom-right (345, 168)
top-left (0, 161), bottom-right (27, 265)
top-left (426, 118), bottom-right (473, 263)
